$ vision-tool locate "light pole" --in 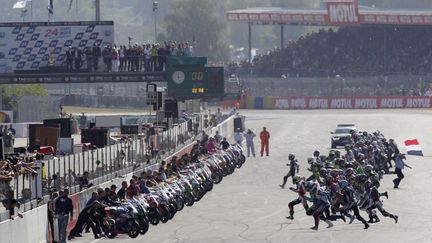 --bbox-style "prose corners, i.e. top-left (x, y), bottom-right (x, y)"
top-left (153, 1), bottom-right (158, 43)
